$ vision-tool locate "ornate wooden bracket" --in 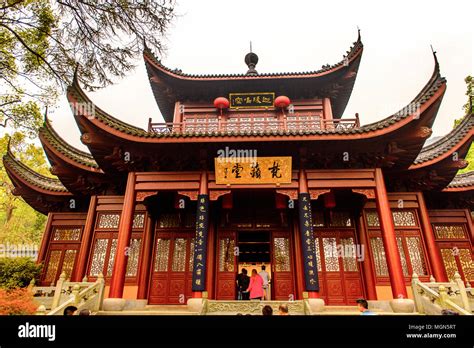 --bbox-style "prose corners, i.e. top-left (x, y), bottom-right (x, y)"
top-left (276, 189), bottom-right (298, 200)
top-left (136, 191), bottom-right (159, 202)
top-left (178, 190), bottom-right (199, 201)
top-left (308, 189), bottom-right (331, 200)
top-left (209, 190), bottom-right (231, 201)
top-left (352, 188), bottom-right (375, 199)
